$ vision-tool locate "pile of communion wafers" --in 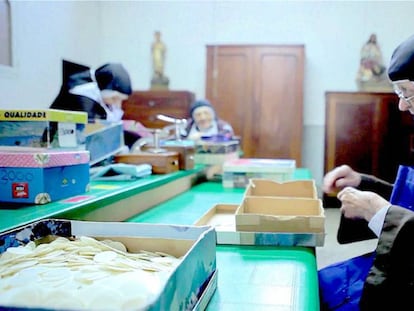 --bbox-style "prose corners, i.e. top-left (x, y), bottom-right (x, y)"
top-left (0, 236), bottom-right (180, 310)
